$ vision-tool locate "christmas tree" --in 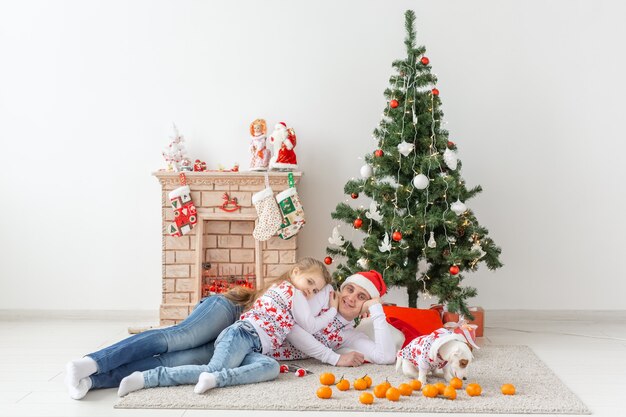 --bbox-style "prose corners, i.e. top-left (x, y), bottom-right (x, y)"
top-left (325, 10), bottom-right (502, 316)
